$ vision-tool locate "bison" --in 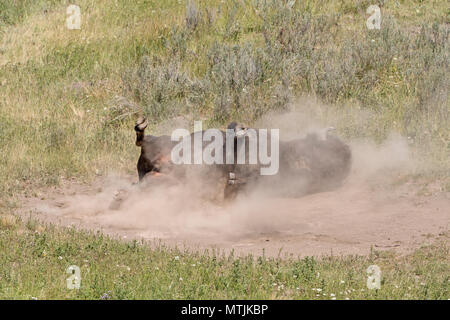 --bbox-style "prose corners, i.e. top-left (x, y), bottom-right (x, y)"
top-left (224, 127), bottom-right (352, 198)
top-left (133, 117), bottom-right (352, 200)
